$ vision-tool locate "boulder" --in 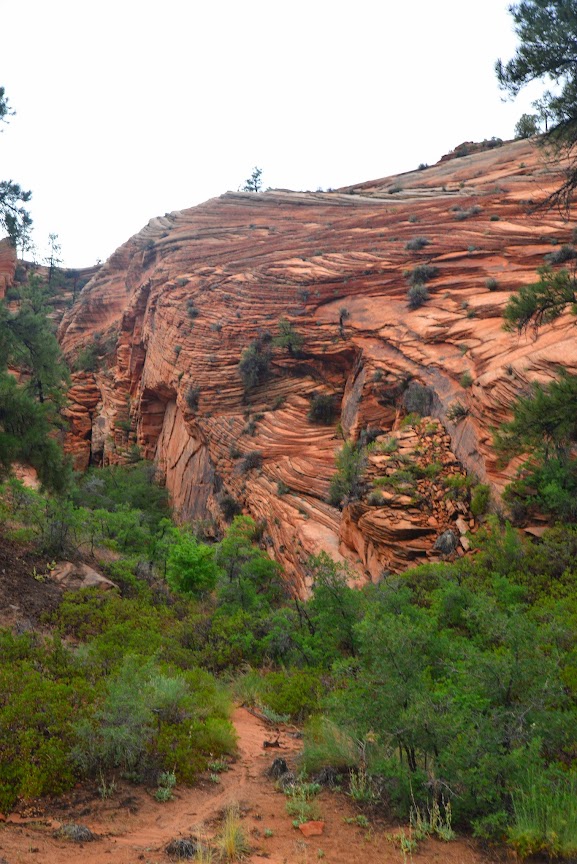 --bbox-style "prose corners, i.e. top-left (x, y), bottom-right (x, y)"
top-left (51, 562), bottom-right (118, 591)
